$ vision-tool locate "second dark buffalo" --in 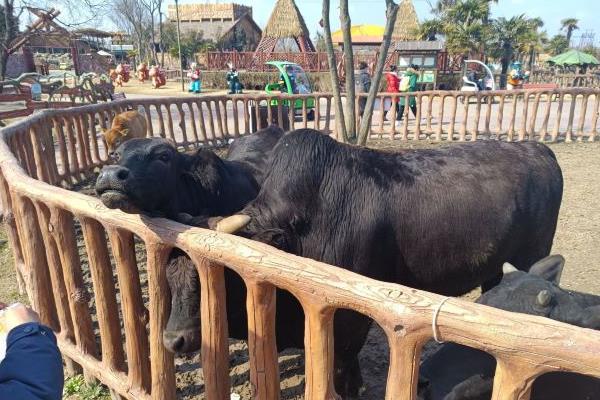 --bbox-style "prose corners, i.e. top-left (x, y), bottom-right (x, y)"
top-left (212, 129), bottom-right (563, 396)
top-left (418, 255), bottom-right (600, 400)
